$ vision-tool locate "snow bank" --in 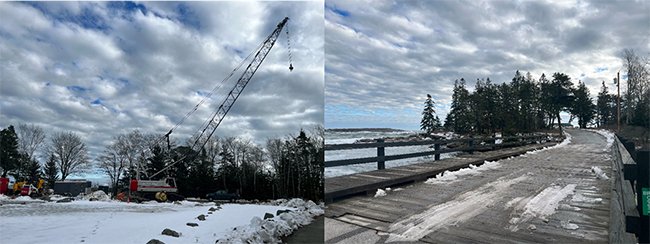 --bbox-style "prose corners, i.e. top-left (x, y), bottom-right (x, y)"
top-left (522, 131), bottom-right (572, 156)
top-left (586, 129), bottom-right (615, 152)
top-left (215, 198), bottom-right (324, 243)
top-left (77, 191), bottom-right (111, 201)
top-left (431, 131), bottom-right (458, 140)
top-left (425, 161), bottom-right (500, 184)
top-left (591, 166), bottom-right (610, 180)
